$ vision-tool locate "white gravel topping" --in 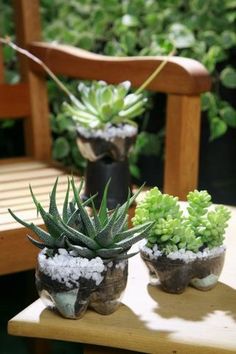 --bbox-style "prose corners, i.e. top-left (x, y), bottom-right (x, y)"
top-left (38, 248), bottom-right (105, 288)
top-left (115, 260), bottom-right (128, 270)
top-left (141, 244), bottom-right (225, 263)
top-left (77, 123), bottom-right (137, 141)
